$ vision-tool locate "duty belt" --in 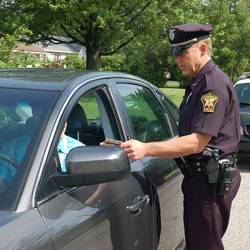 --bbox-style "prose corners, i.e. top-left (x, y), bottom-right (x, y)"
top-left (177, 154), bottom-right (236, 178)
top-left (188, 160), bottom-right (207, 175)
